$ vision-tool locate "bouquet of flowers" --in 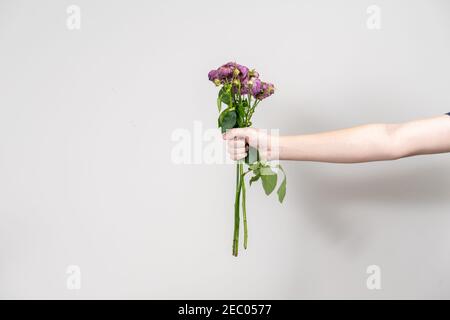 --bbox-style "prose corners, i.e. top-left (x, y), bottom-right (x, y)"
top-left (208, 62), bottom-right (287, 256)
